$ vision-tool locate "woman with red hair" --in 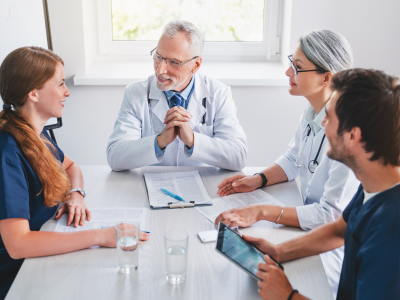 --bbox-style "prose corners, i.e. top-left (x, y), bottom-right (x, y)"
top-left (0, 47), bottom-right (149, 299)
